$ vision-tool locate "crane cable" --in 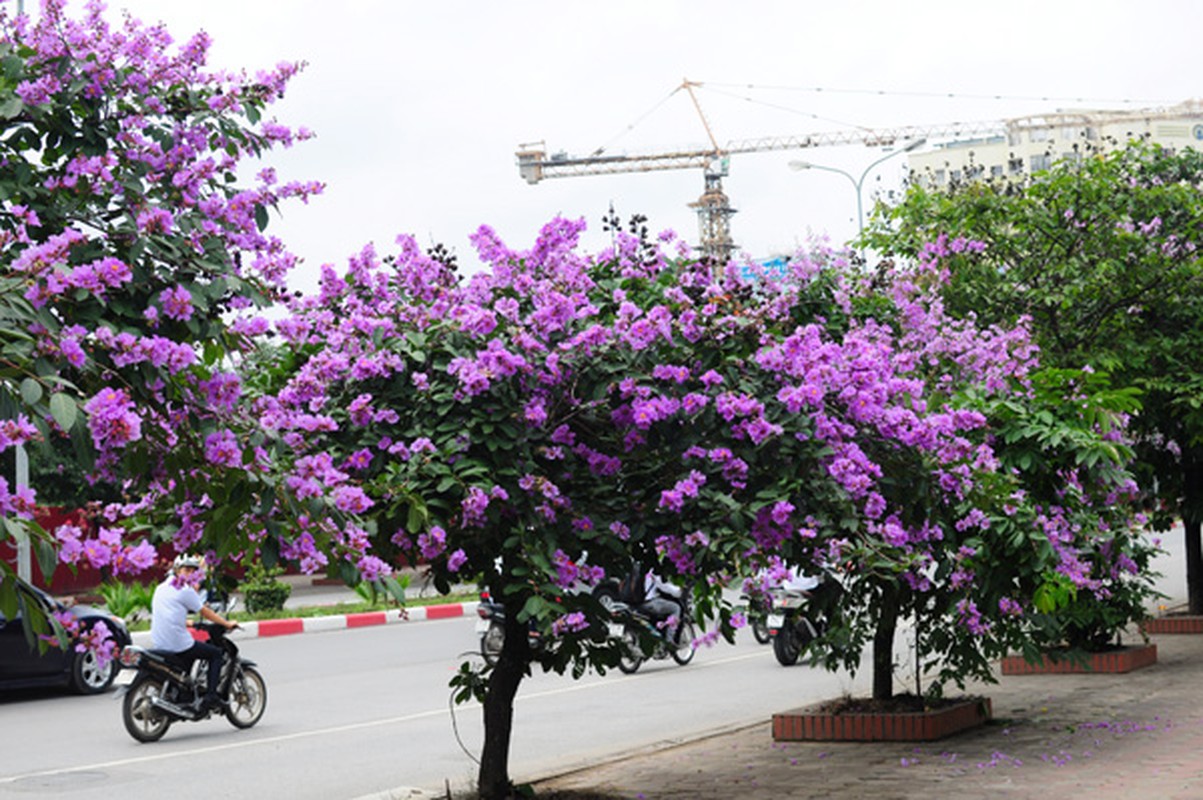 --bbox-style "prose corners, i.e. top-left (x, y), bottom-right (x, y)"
top-left (697, 84), bottom-right (879, 132)
top-left (587, 84), bottom-right (685, 157)
top-left (698, 81), bottom-right (1173, 109)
